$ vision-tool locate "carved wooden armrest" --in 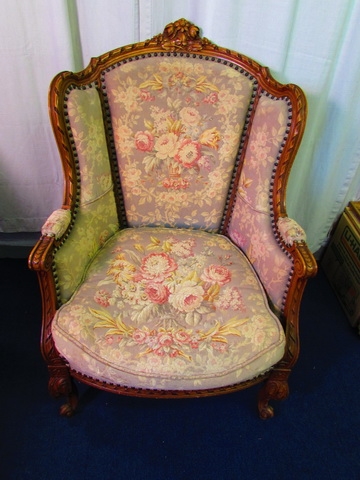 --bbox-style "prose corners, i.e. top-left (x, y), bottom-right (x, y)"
top-left (41, 209), bottom-right (72, 240)
top-left (277, 217), bottom-right (306, 247)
